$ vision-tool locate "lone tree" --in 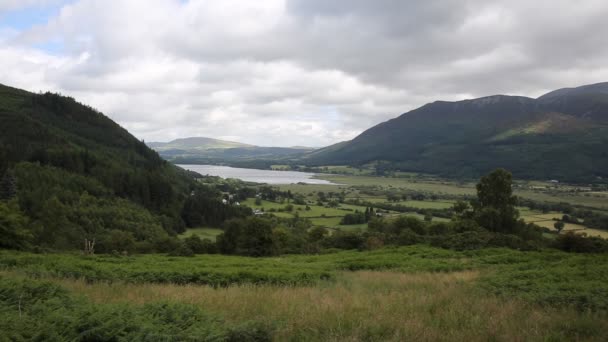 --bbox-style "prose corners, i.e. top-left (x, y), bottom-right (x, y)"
top-left (473, 168), bottom-right (519, 233)
top-left (554, 221), bottom-right (565, 234)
